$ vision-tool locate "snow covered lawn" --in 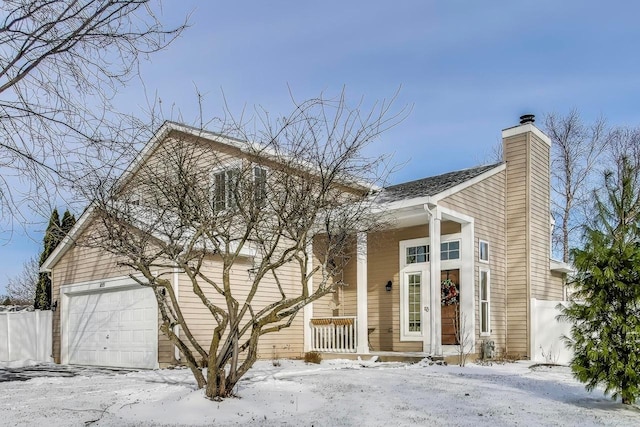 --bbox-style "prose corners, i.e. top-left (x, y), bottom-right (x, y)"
top-left (1, 358), bottom-right (638, 426)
